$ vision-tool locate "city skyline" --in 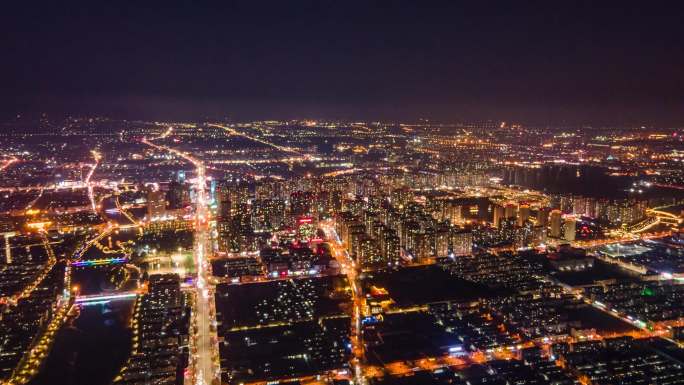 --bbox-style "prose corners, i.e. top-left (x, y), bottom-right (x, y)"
top-left (1, 118), bottom-right (684, 385)
top-left (2, 3), bottom-right (684, 385)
